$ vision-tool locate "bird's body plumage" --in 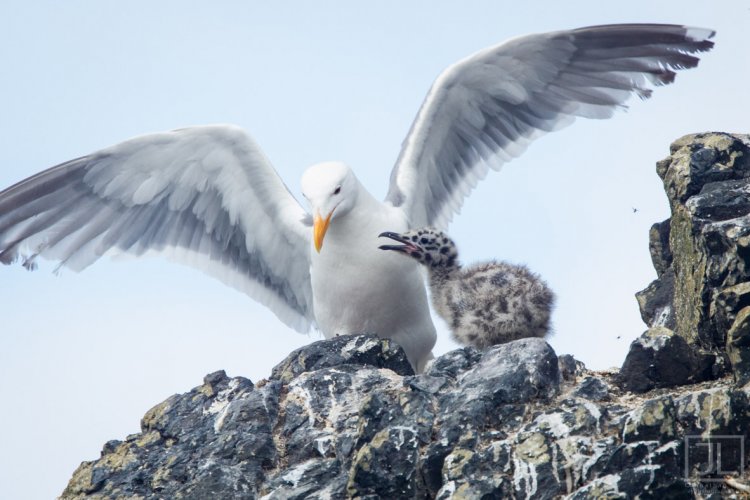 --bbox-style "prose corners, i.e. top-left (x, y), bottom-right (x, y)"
top-left (379, 228), bottom-right (555, 348)
top-left (305, 172), bottom-right (436, 371)
top-left (0, 24), bottom-right (714, 371)
top-left (431, 261), bottom-right (554, 348)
